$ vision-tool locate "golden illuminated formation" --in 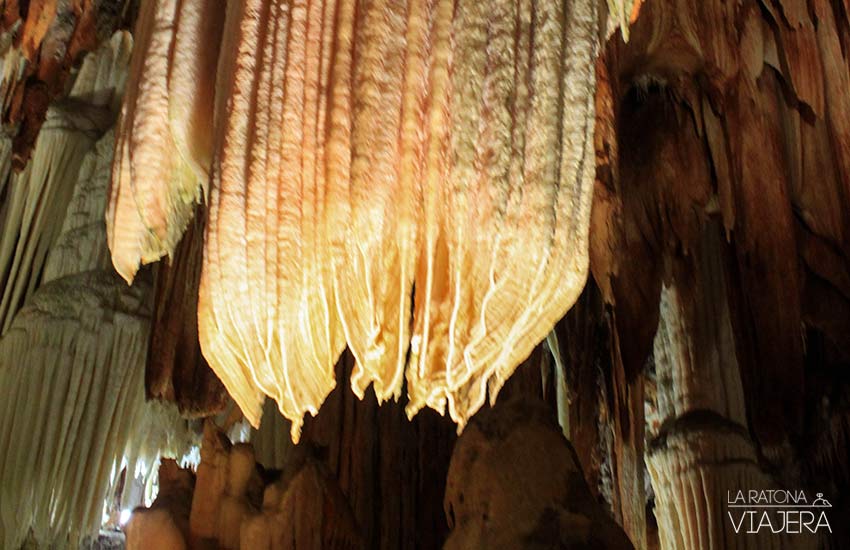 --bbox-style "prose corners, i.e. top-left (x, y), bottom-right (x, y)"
top-left (107, 0), bottom-right (601, 440)
top-left (198, 0), bottom-right (348, 438)
top-left (107, 0), bottom-right (224, 282)
top-left (406, 0), bottom-right (598, 424)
